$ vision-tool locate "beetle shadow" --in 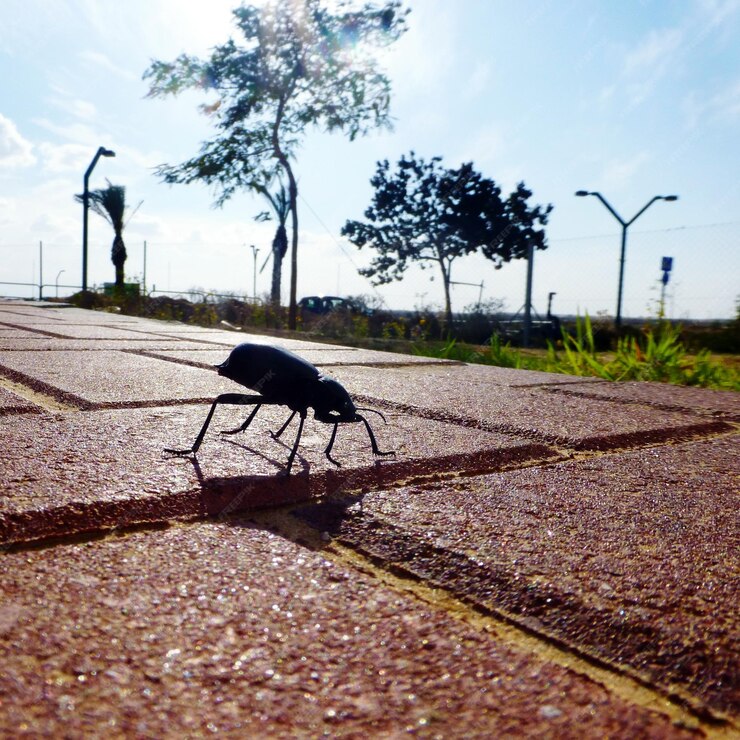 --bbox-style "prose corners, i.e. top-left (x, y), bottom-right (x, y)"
top-left (289, 491), bottom-right (368, 542)
top-left (173, 438), bottom-right (316, 519)
top-left (177, 440), bottom-right (389, 526)
top-left (219, 435), bottom-right (311, 473)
